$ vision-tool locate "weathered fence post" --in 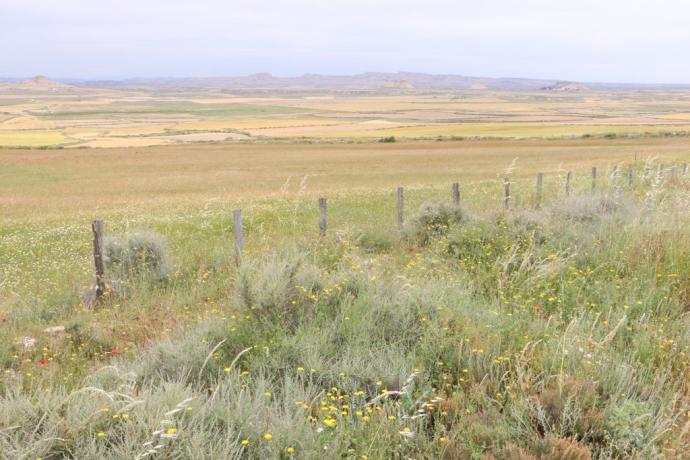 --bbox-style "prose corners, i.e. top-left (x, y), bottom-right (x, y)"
top-left (92, 220), bottom-right (106, 302)
top-left (591, 167), bottom-right (597, 193)
top-left (397, 187), bottom-right (404, 236)
top-left (565, 171), bottom-right (572, 197)
top-left (503, 177), bottom-right (510, 210)
top-left (319, 197), bottom-right (327, 238)
top-left (683, 163), bottom-right (688, 177)
top-left (670, 164), bottom-right (677, 179)
top-left (452, 182), bottom-right (460, 206)
top-left (535, 173), bottom-right (543, 208)
top-left (628, 165), bottom-right (634, 187)
top-left (232, 209), bottom-right (243, 260)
